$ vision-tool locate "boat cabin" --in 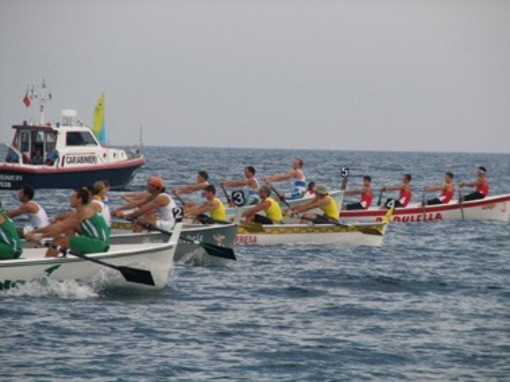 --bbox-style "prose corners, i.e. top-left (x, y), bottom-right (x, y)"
top-left (5, 110), bottom-right (131, 168)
